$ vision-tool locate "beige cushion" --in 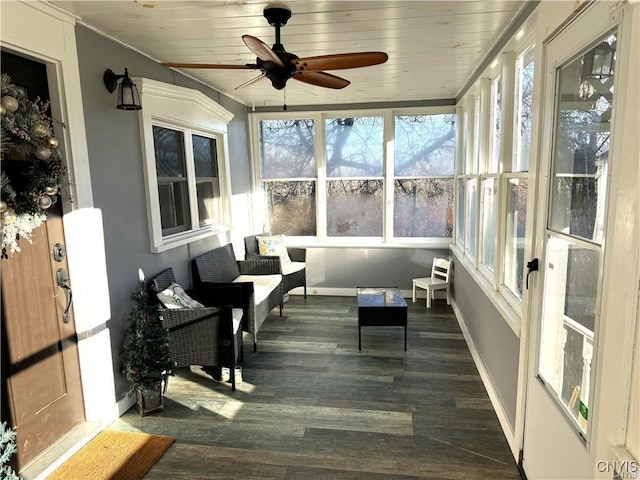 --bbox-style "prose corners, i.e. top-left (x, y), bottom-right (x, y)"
top-left (234, 274), bottom-right (282, 305)
top-left (282, 261), bottom-right (305, 276)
